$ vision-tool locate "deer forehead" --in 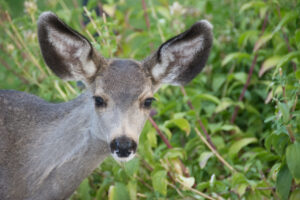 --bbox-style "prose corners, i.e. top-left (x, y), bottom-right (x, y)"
top-left (92, 59), bottom-right (153, 106)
